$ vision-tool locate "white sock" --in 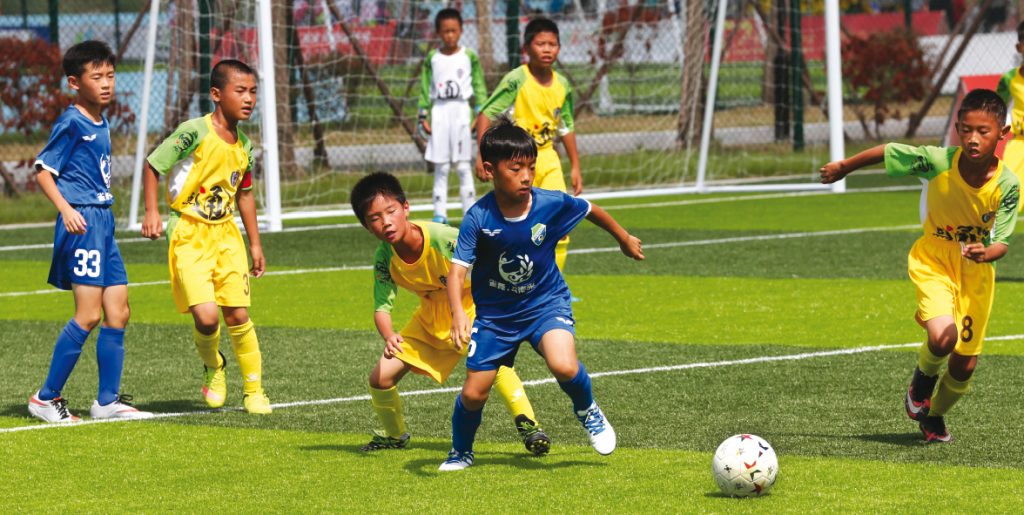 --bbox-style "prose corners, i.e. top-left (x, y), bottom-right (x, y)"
top-left (433, 162), bottom-right (451, 219)
top-left (456, 161), bottom-right (475, 213)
